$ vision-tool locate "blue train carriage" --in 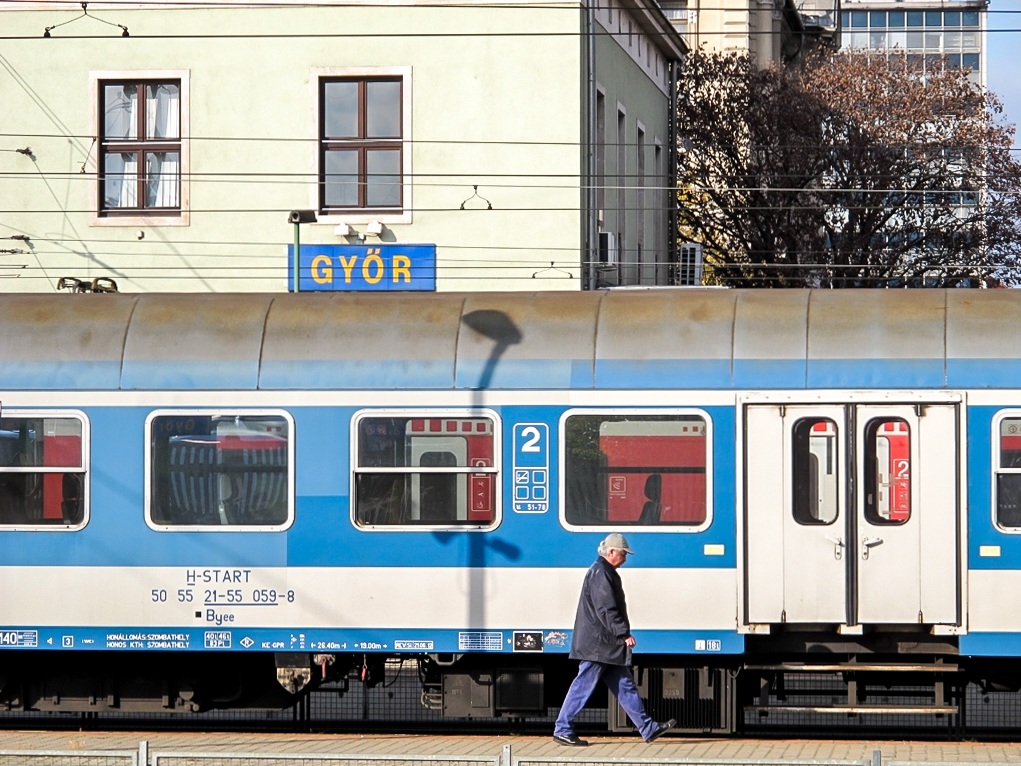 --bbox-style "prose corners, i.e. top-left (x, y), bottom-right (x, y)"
top-left (0, 289), bottom-right (1013, 733)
